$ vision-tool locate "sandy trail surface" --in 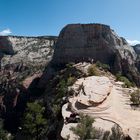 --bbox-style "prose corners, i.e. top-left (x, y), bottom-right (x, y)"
top-left (61, 76), bottom-right (140, 140)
